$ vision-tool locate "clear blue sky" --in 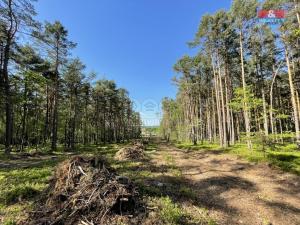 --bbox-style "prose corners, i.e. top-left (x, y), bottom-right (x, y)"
top-left (35, 0), bottom-right (231, 126)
